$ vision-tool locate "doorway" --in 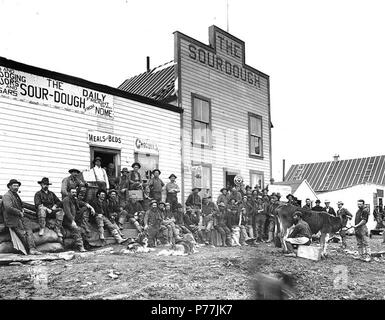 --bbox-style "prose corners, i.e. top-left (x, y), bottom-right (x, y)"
top-left (223, 169), bottom-right (240, 190)
top-left (90, 146), bottom-right (121, 188)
